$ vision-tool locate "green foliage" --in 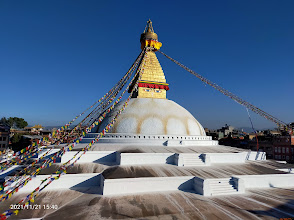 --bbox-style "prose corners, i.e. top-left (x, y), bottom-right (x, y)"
top-left (11, 133), bottom-right (22, 144)
top-left (11, 133), bottom-right (30, 151)
top-left (0, 117), bottom-right (28, 129)
top-left (0, 117), bottom-right (8, 124)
